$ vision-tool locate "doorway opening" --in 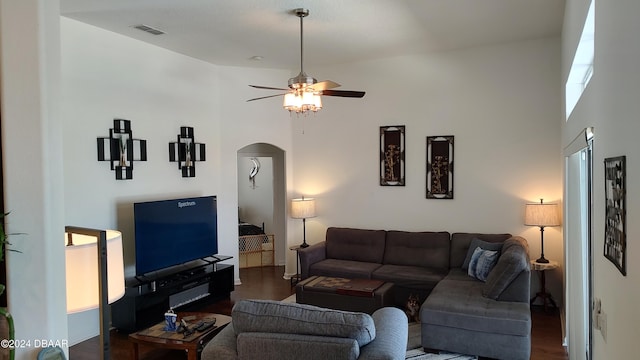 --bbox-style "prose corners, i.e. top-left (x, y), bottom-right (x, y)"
top-left (564, 127), bottom-right (594, 360)
top-left (237, 143), bottom-right (286, 270)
